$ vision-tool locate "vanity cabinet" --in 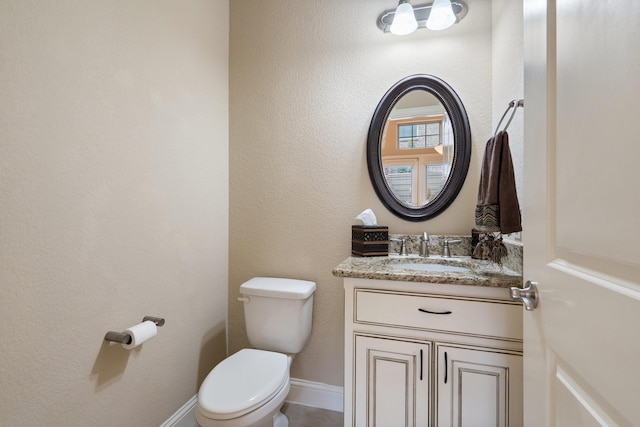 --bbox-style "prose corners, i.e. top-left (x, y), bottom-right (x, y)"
top-left (344, 278), bottom-right (523, 427)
